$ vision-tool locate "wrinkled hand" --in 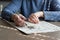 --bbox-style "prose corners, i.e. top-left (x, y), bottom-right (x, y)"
top-left (28, 11), bottom-right (44, 24)
top-left (11, 14), bottom-right (26, 26)
top-left (28, 14), bottom-right (40, 24)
